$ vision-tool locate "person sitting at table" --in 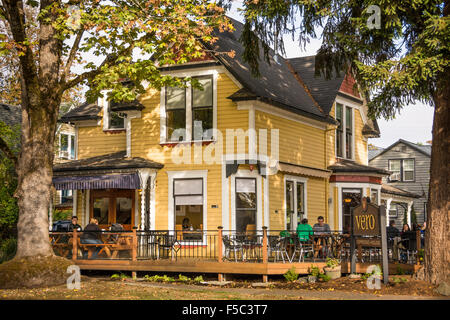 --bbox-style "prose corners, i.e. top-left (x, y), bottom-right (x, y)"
top-left (182, 218), bottom-right (192, 231)
top-left (297, 219), bottom-right (313, 242)
top-left (80, 218), bottom-right (103, 259)
top-left (68, 216), bottom-right (82, 232)
top-left (386, 220), bottom-right (401, 261)
top-left (313, 216), bottom-right (331, 235)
